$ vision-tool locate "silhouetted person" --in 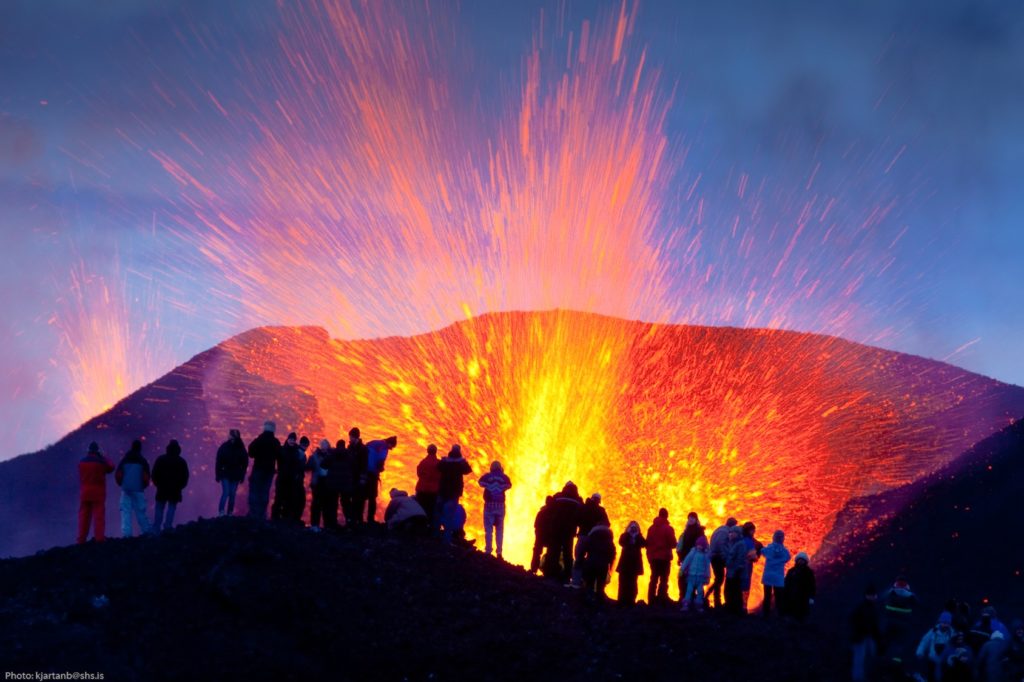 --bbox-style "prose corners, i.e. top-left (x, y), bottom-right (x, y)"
top-left (573, 493), bottom-right (610, 587)
top-left (939, 632), bottom-right (974, 682)
top-left (850, 584), bottom-right (881, 682)
top-left (414, 444), bottom-right (441, 526)
top-left (215, 429), bottom-right (247, 516)
top-left (741, 521), bottom-right (763, 610)
top-left (783, 551), bottom-right (816, 622)
top-left (760, 529), bottom-right (790, 617)
top-left (307, 439), bottom-right (331, 531)
top-left (976, 630), bottom-right (1009, 682)
top-left (440, 498), bottom-right (473, 548)
top-left (1005, 620), bottom-right (1024, 681)
top-left (293, 436), bottom-right (310, 521)
top-left (152, 439), bottom-right (189, 532)
top-left (363, 436), bottom-right (397, 524)
top-left (478, 461), bottom-right (512, 558)
top-left (384, 488), bottom-right (428, 533)
top-left (115, 439), bottom-right (151, 537)
top-left (347, 427), bottom-right (369, 524)
top-left (724, 525), bottom-right (747, 614)
top-left (272, 433), bottom-right (302, 522)
top-left (531, 496), bottom-right (556, 575)
top-left (616, 521), bottom-right (646, 605)
top-left (77, 441), bottom-right (114, 543)
top-left (880, 576), bottom-right (918, 668)
top-left (325, 438), bottom-right (356, 527)
top-left (550, 482), bottom-right (583, 583)
top-left (679, 535), bottom-right (712, 613)
top-left (675, 512), bottom-right (706, 600)
top-left (579, 524), bottom-right (616, 602)
top-left (247, 421), bottom-right (281, 520)
top-left (706, 517), bottom-right (737, 609)
top-left (969, 605), bottom-right (1011, 649)
top-left (646, 508), bottom-right (676, 605)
